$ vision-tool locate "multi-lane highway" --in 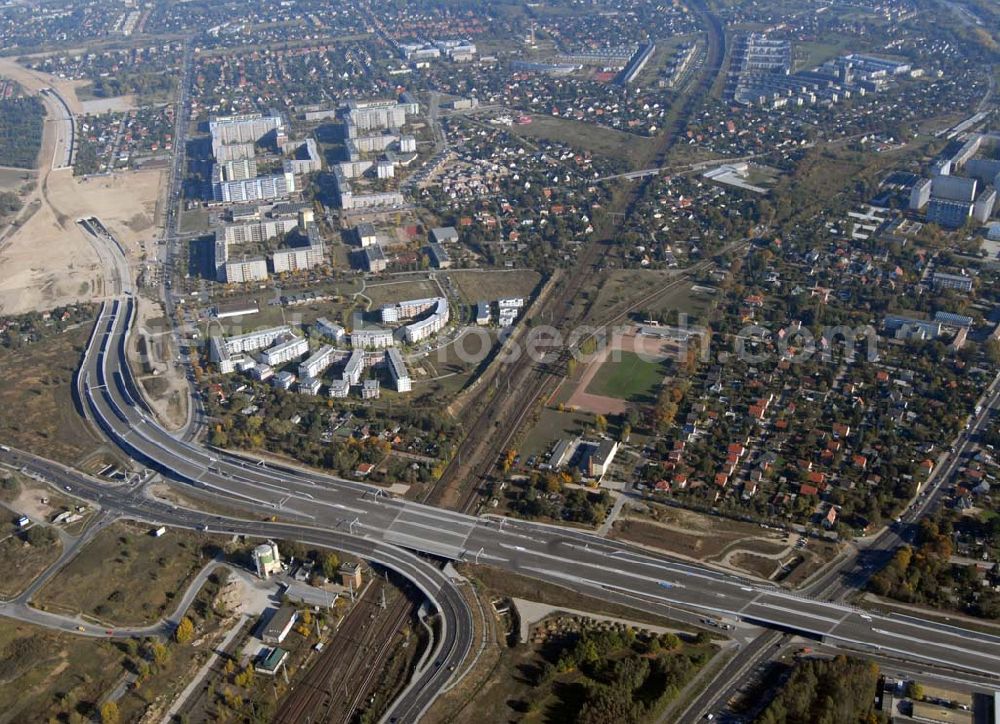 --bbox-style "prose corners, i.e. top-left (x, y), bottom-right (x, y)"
top-left (72, 295), bottom-right (1000, 687)
top-left (0, 443), bottom-right (471, 724)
